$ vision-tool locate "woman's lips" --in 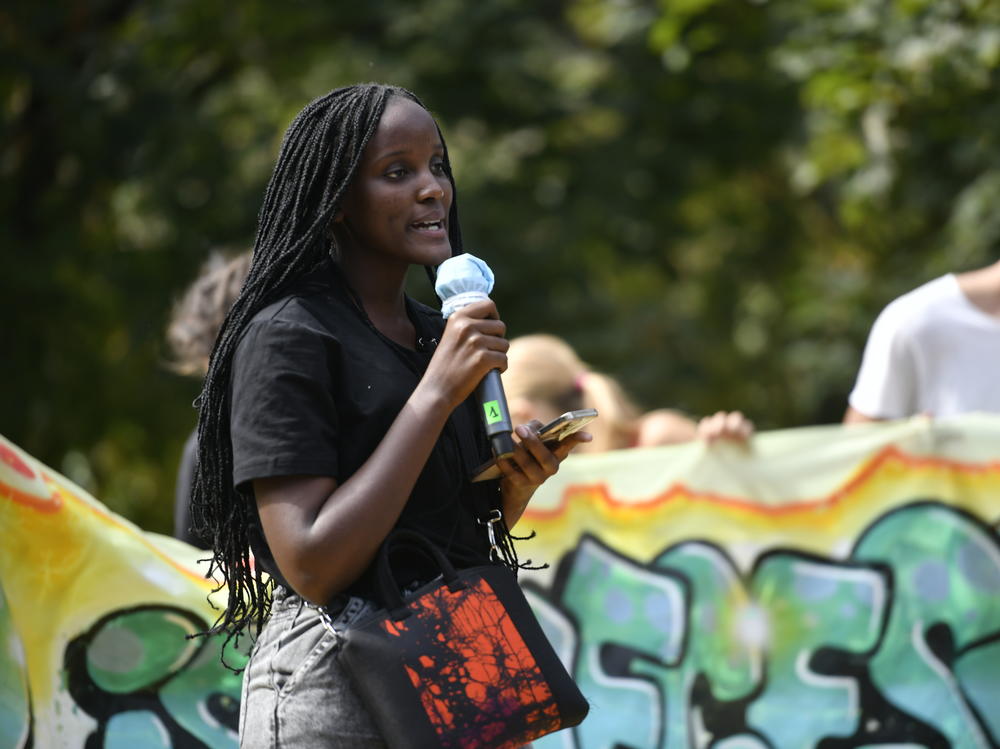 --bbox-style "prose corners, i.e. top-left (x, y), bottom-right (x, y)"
top-left (410, 219), bottom-right (446, 234)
